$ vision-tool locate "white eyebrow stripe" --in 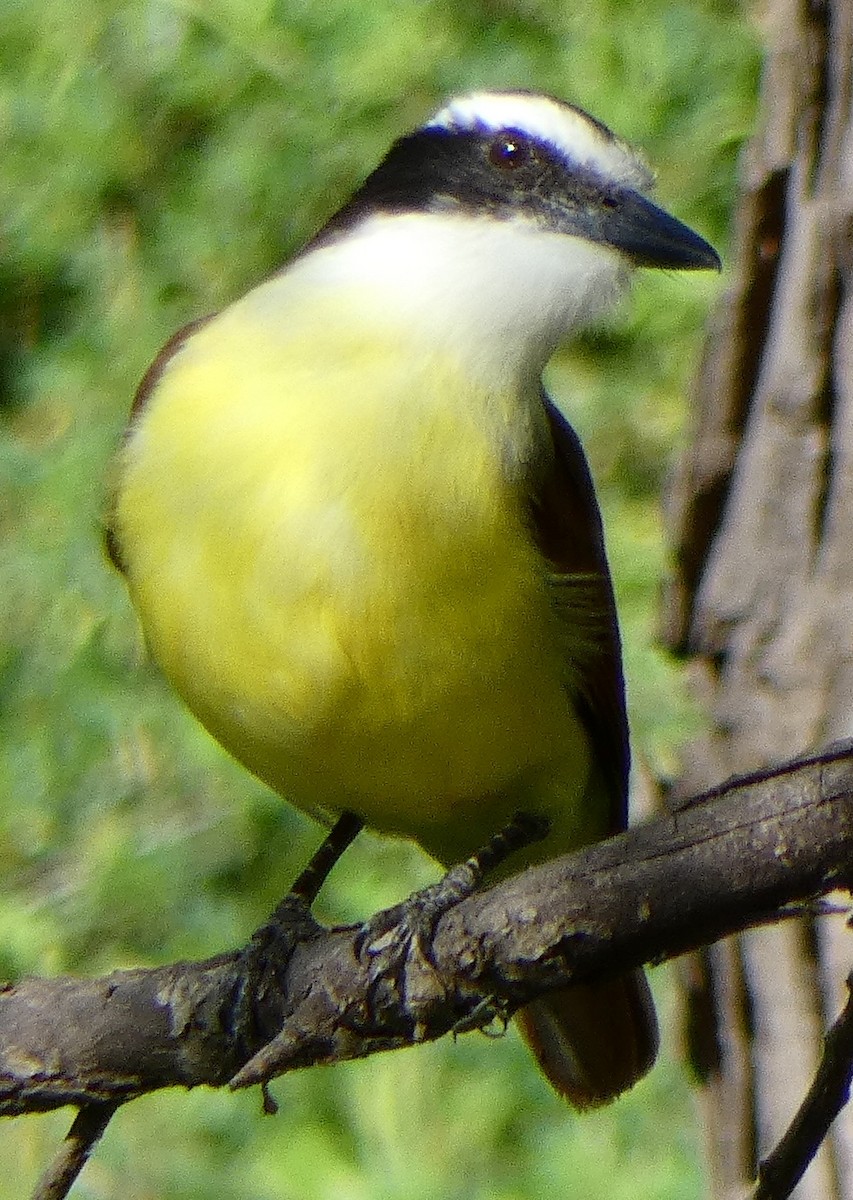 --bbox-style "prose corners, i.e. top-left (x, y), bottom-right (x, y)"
top-left (427, 91), bottom-right (654, 192)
